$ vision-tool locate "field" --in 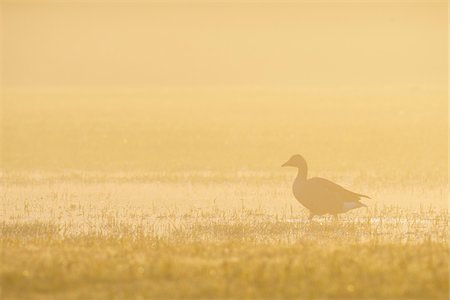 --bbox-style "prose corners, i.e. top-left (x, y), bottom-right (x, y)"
top-left (1, 89), bottom-right (448, 299)
top-left (1, 171), bottom-right (448, 299)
